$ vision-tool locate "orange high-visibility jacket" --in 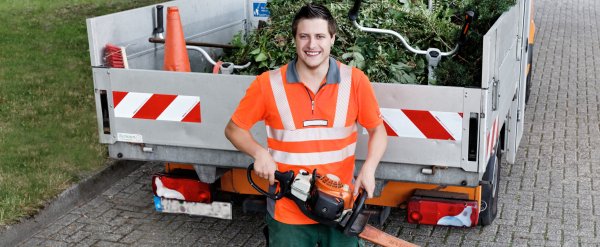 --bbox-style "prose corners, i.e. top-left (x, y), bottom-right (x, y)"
top-left (232, 58), bottom-right (382, 224)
